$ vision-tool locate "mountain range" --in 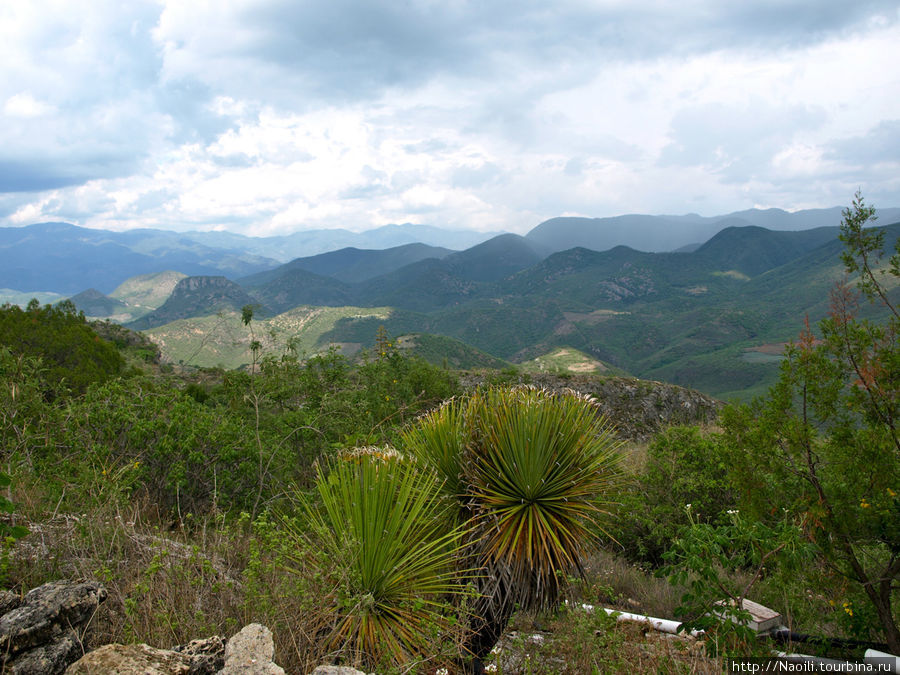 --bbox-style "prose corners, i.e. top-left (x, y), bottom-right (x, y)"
top-left (0, 222), bottom-right (501, 295)
top-left (526, 207), bottom-right (900, 254)
top-left (5, 206), bottom-right (900, 400)
top-left (65, 218), bottom-right (896, 400)
top-left (6, 205), bottom-right (900, 297)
